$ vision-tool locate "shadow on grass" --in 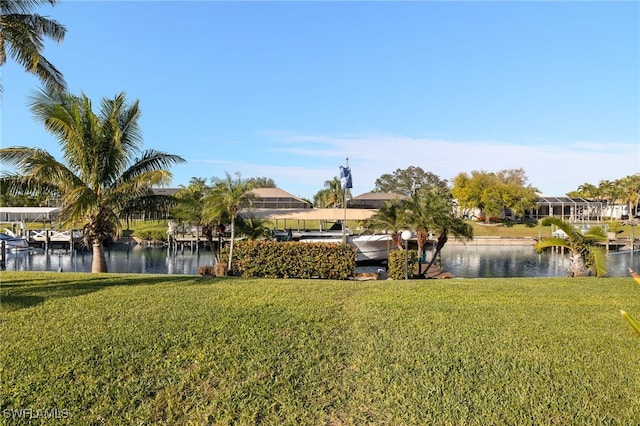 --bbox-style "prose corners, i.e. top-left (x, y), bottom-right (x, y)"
top-left (0, 273), bottom-right (202, 312)
top-left (0, 294), bottom-right (46, 311)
